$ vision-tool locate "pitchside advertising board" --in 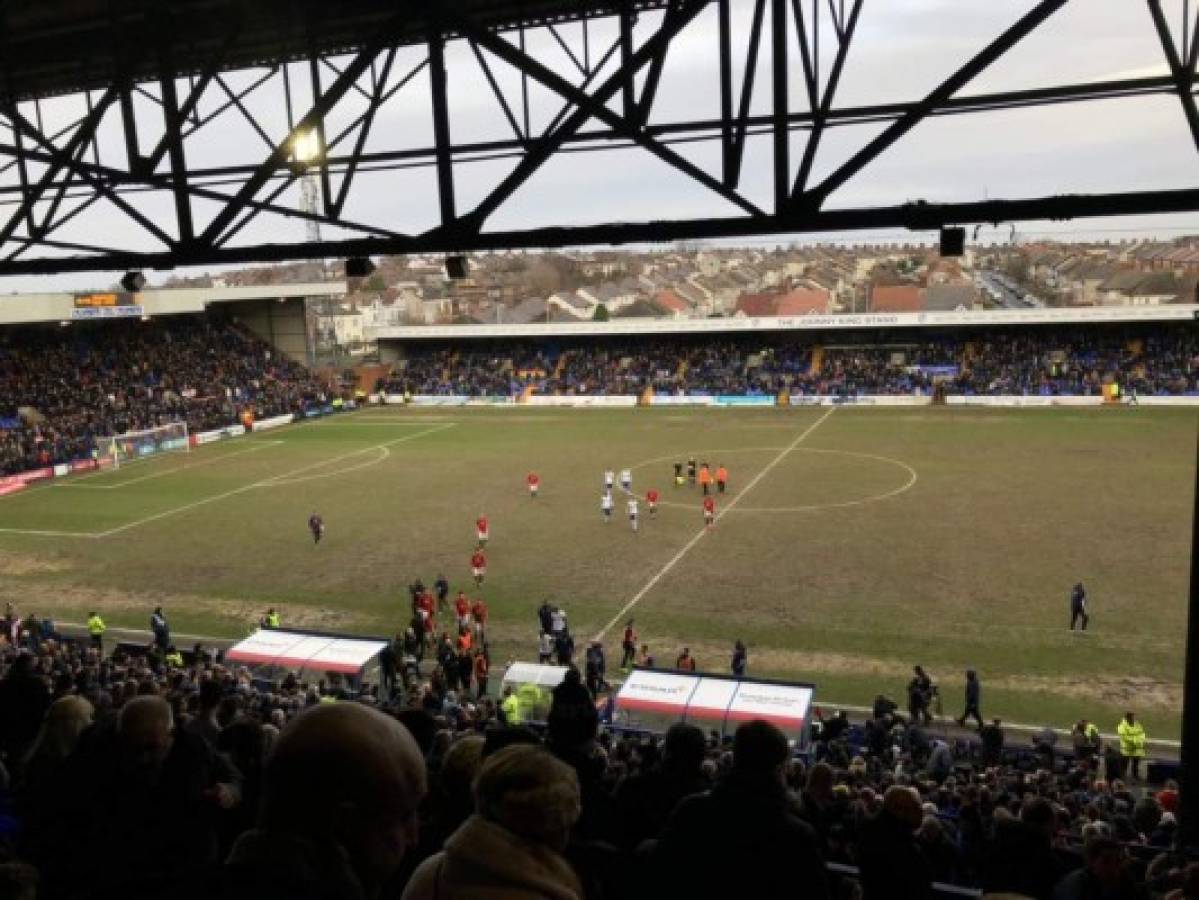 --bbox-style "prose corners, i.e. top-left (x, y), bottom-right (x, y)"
top-left (70, 292), bottom-right (144, 320)
top-left (192, 424), bottom-right (247, 446)
top-left (613, 668), bottom-right (815, 748)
